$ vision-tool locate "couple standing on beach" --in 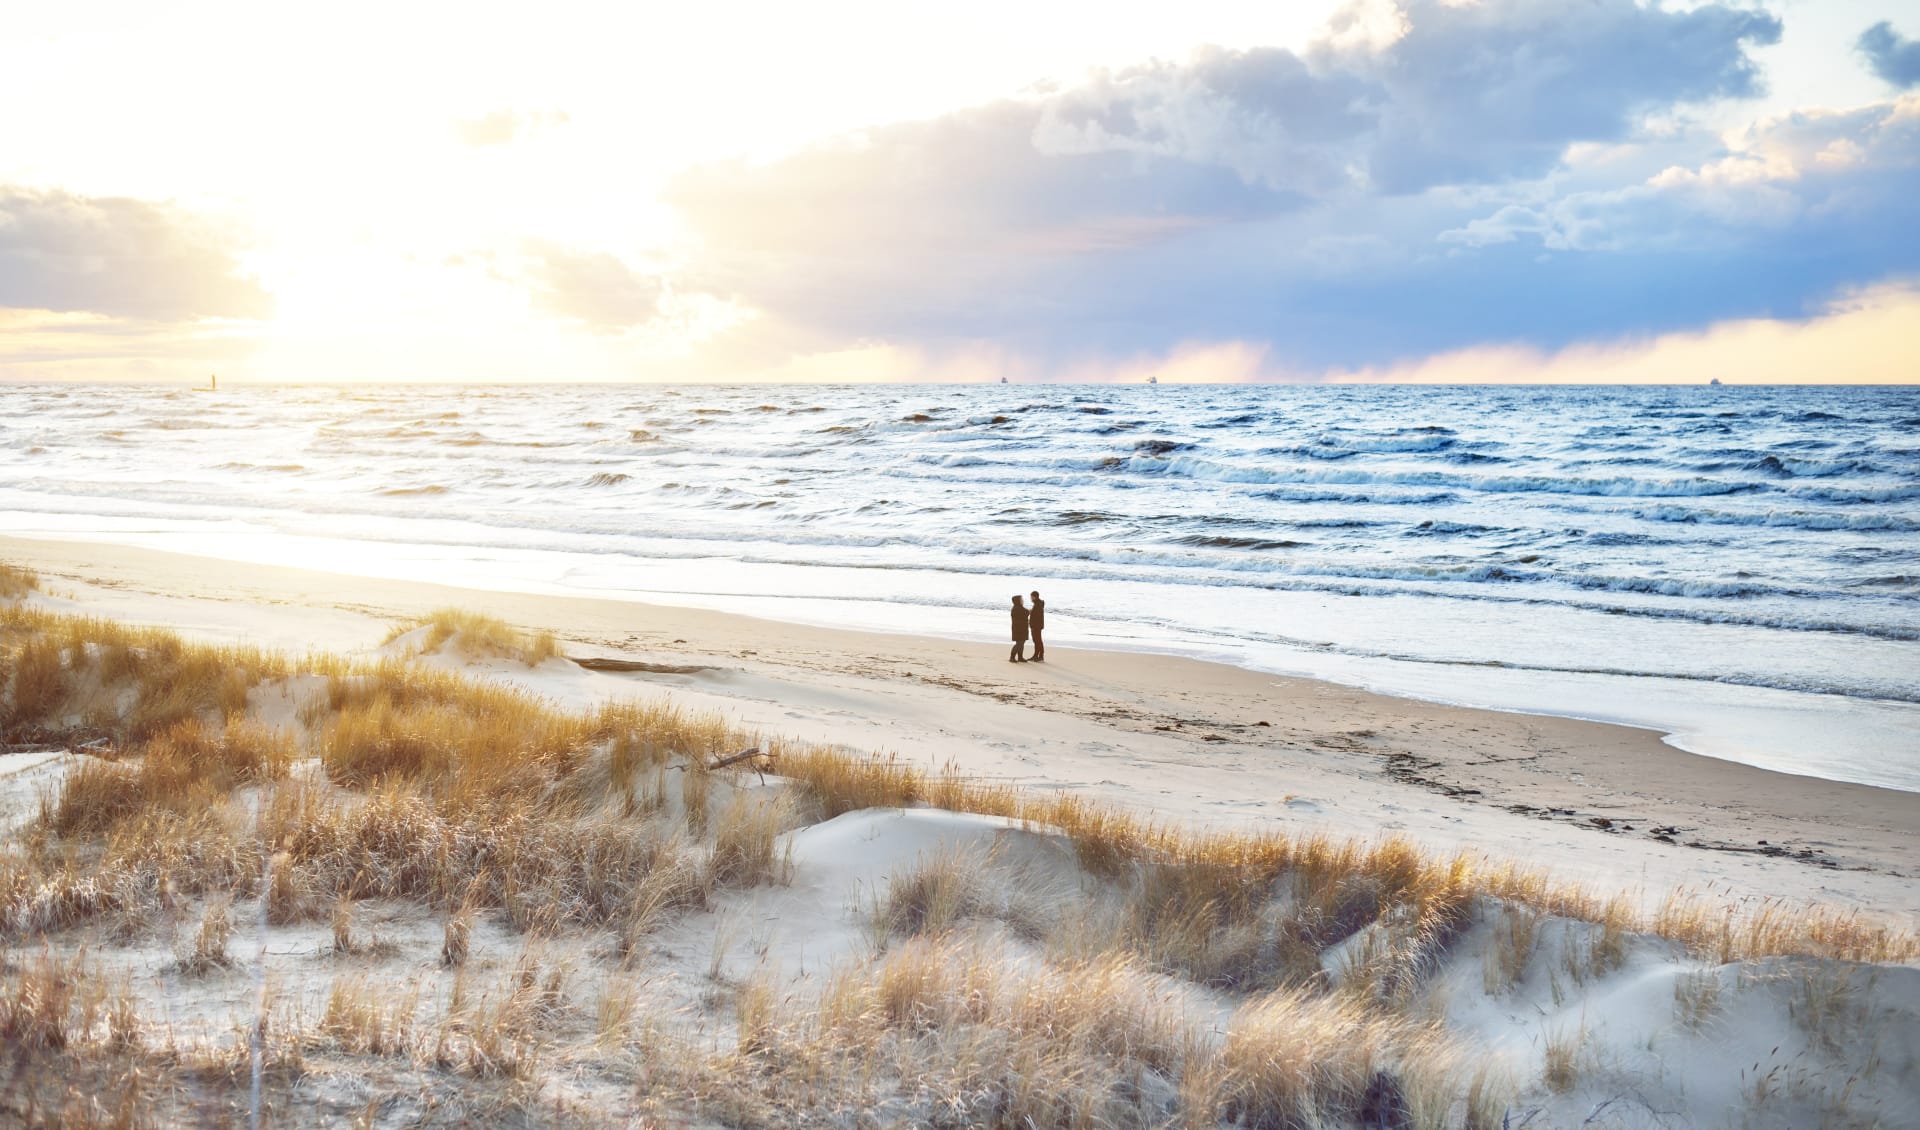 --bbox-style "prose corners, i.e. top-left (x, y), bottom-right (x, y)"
top-left (1010, 591), bottom-right (1045, 663)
